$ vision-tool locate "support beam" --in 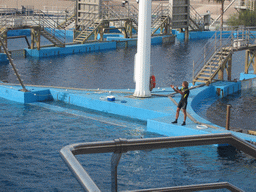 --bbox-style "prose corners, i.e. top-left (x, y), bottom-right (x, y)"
top-left (111, 152), bottom-right (122, 192)
top-left (245, 49), bottom-right (256, 74)
top-left (2, 31), bottom-right (8, 52)
top-left (245, 50), bottom-right (250, 74)
top-left (185, 27), bottom-right (189, 42)
top-left (227, 56), bottom-right (232, 81)
top-left (133, 0), bottom-right (152, 97)
top-left (218, 63), bottom-right (224, 81)
top-left (244, 49), bottom-right (256, 74)
top-left (31, 28), bottom-right (41, 50)
top-left (31, 29), bottom-right (35, 49)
